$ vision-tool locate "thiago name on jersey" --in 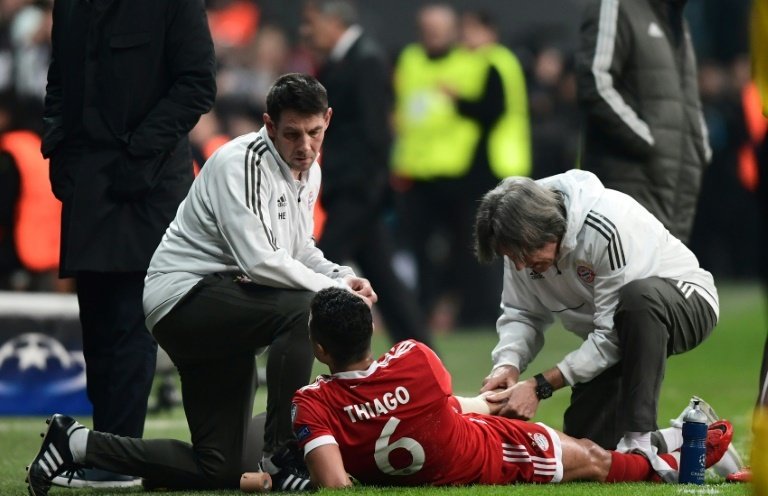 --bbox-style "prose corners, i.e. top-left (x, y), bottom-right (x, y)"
top-left (343, 386), bottom-right (411, 423)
